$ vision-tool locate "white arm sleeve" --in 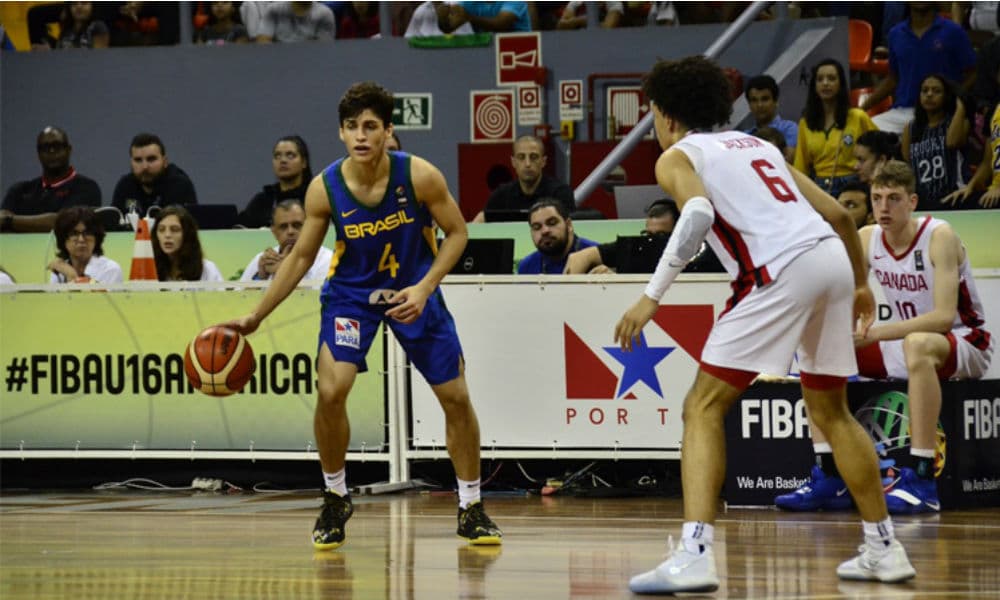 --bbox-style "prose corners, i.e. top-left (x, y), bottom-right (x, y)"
top-left (644, 195), bottom-right (715, 301)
